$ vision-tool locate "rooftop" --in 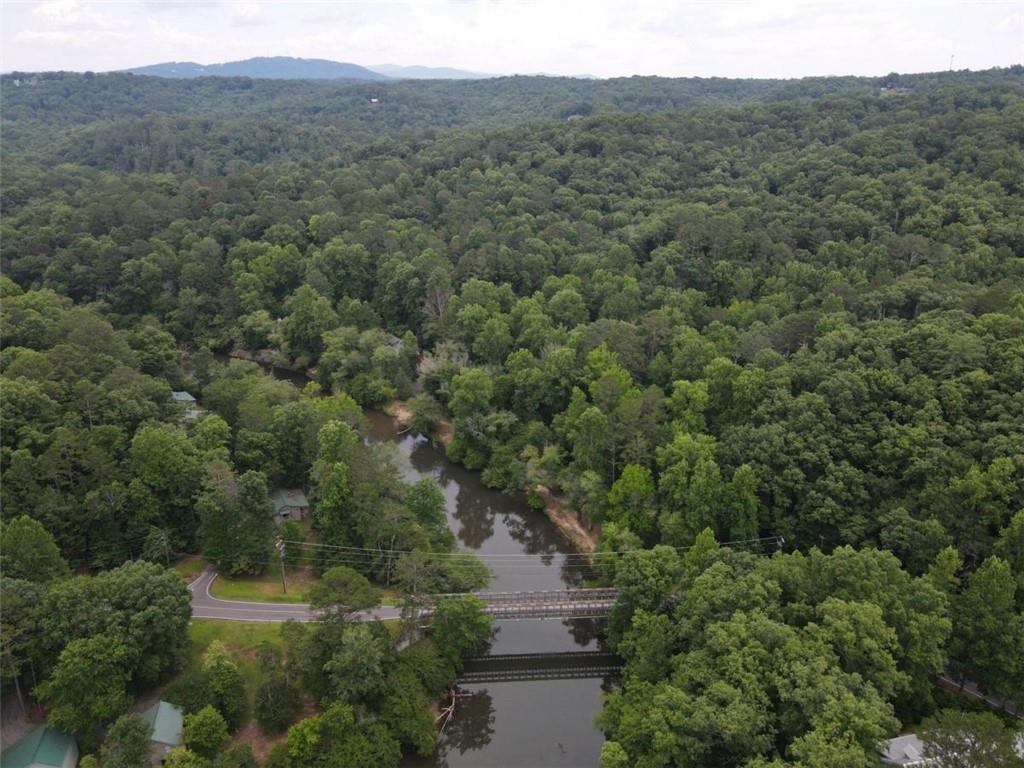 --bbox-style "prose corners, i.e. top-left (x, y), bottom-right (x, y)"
top-left (140, 700), bottom-right (184, 747)
top-left (0, 726), bottom-right (76, 768)
top-left (271, 487), bottom-right (309, 512)
top-left (170, 391), bottom-right (196, 402)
